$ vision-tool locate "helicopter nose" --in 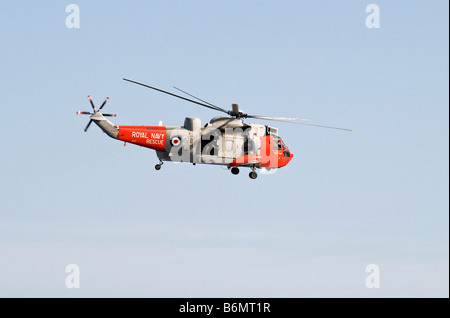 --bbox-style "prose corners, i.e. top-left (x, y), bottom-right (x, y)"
top-left (288, 152), bottom-right (294, 163)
